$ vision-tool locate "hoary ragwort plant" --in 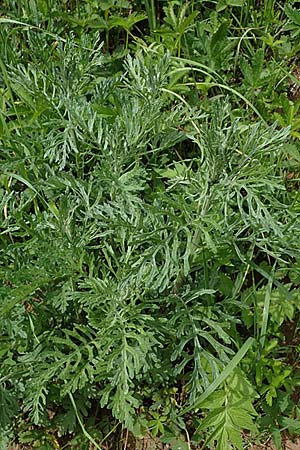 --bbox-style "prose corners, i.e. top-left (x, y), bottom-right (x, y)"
top-left (0, 27), bottom-right (300, 449)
